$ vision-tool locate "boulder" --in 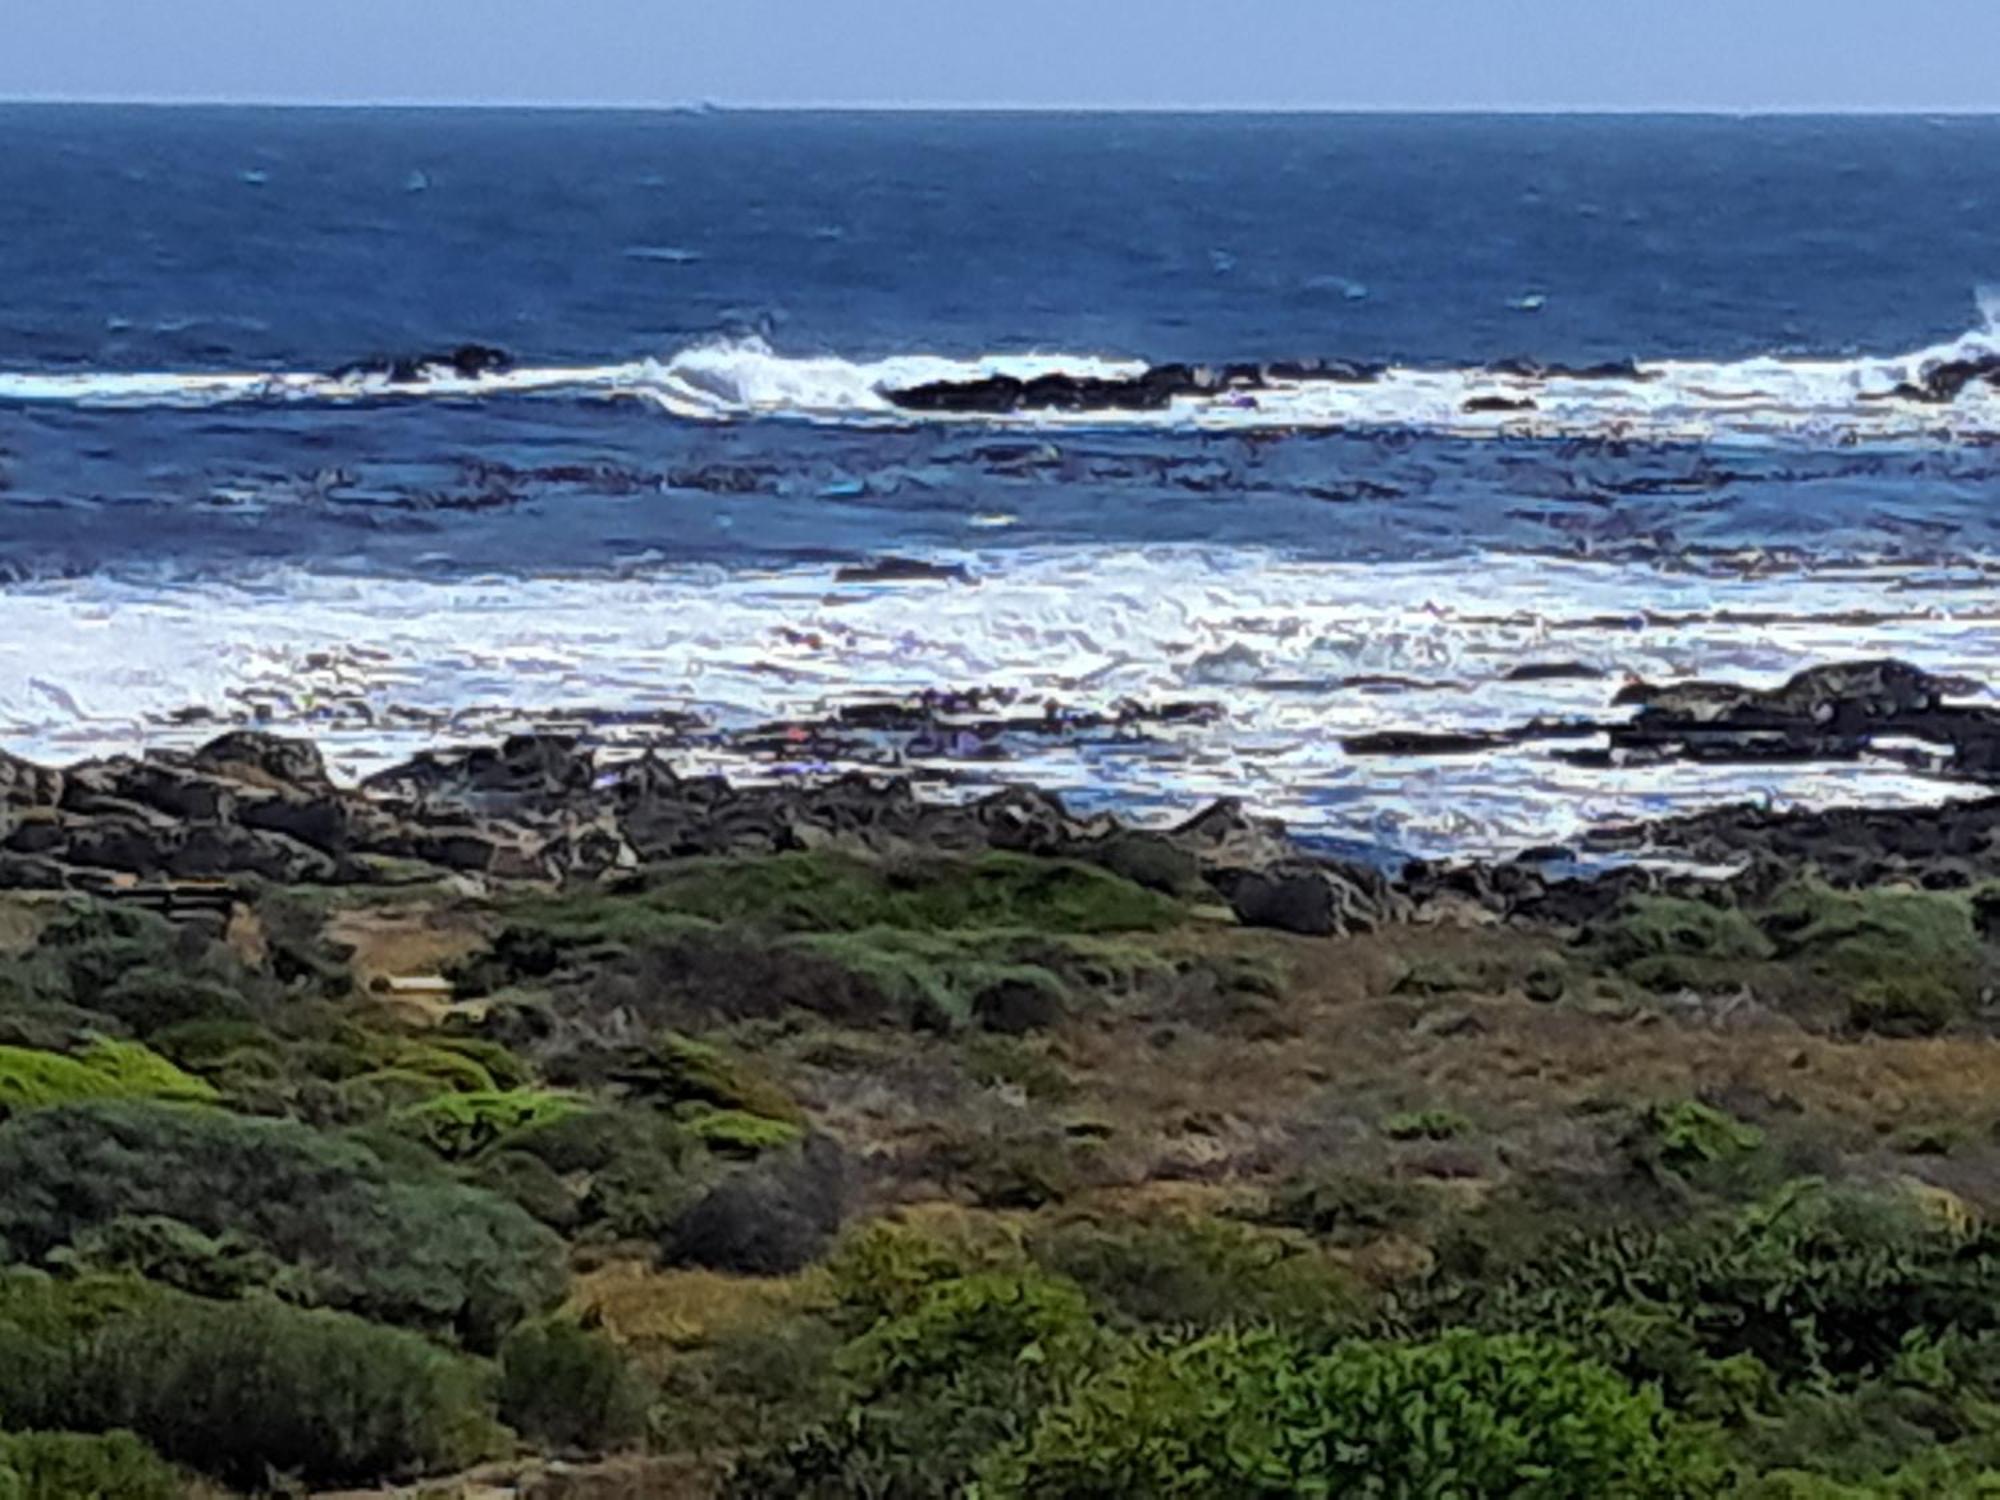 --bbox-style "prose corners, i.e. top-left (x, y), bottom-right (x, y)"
top-left (1224, 860), bottom-right (1396, 937)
